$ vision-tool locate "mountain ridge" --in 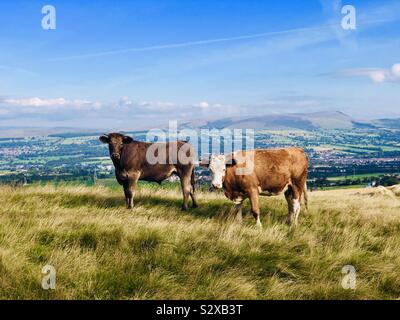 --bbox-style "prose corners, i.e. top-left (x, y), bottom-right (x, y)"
top-left (1, 111), bottom-right (399, 138)
top-left (181, 111), bottom-right (400, 131)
